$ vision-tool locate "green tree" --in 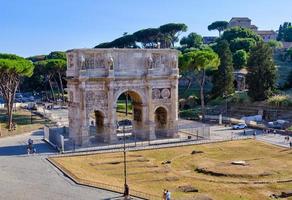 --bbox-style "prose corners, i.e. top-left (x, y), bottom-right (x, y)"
top-left (180, 49), bottom-right (220, 120)
top-left (286, 48), bottom-right (292, 61)
top-left (283, 27), bottom-right (292, 42)
top-left (212, 40), bottom-right (235, 97)
top-left (46, 51), bottom-right (66, 60)
top-left (159, 23), bottom-right (188, 47)
top-left (133, 28), bottom-right (160, 48)
top-left (46, 59), bottom-right (67, 100)
top-left (180, 32), bottom-right (203, 49)
top-left (233, 50), bottom-right (247, 69)
top-left (246, 42), bottom-right (276, 101)
top-left (221, 27), bottom-right (262, 43)
top-left (207, 21), bottom-right (228, 36)
top-left (277, 22), bottom-right (292, 41)
top-left (267, 39), bottom-right (283, 50)
top-left (229, 38), bottom-right (256, 52)
top-left (0, 53), bottom-right (34, 130)
top-left (286, 70), bottom-right (292, 88)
